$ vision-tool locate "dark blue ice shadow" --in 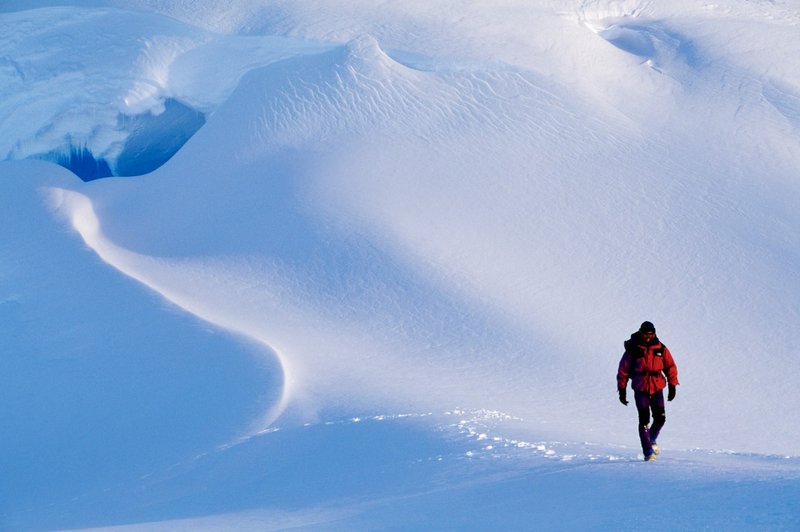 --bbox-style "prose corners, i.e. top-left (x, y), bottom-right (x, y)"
top-left (37, 98), bottom-right (205, 181)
